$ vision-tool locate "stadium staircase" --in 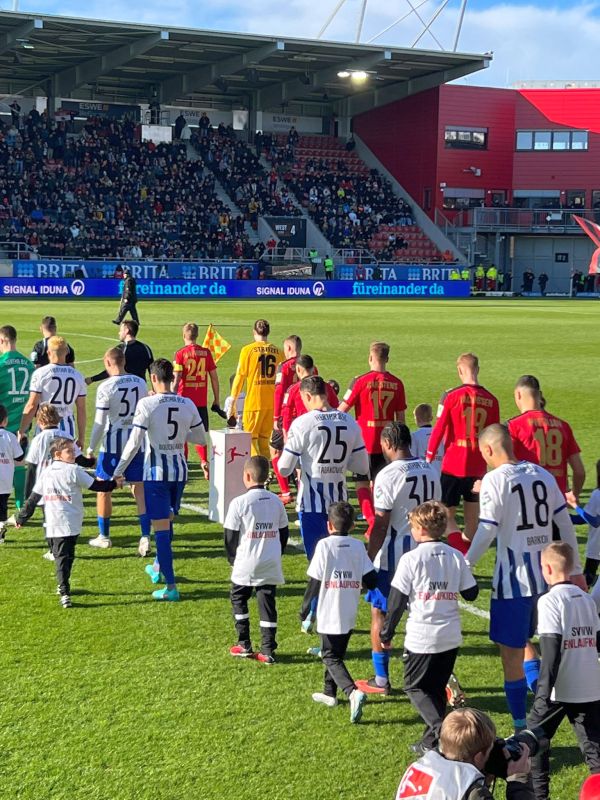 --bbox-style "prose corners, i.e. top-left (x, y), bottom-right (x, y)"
top-left (185, 141), bottom-right (261, 248)
top-left (272, 133), bottom-right (463, 263)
